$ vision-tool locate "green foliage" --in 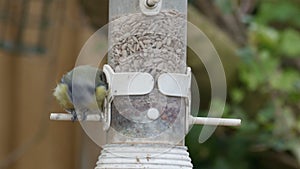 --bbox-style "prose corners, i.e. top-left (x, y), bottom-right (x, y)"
top-left (256, 1), bottom-right (300, 28)
top-left (249, 24), bottom-right (279, 51)
top-left (187, 0), bottom-right (300, 168)
top-left (279, 29), bottom-right (300, 58)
